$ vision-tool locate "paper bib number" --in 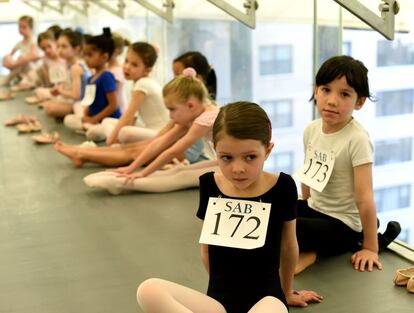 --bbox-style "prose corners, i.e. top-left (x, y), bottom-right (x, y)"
top-left (49, 66), bottom-right (67, 84)
top-left (199, 197), bottom-right (271, 249)
top-left (80, 84), bottom-right (96, 107)
top-left (294, 146), bottom-right (335, 192)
